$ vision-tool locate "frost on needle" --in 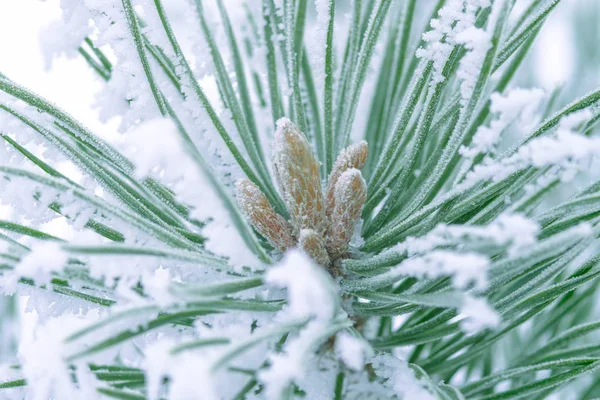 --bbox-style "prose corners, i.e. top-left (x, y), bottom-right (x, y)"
top-left (236, 118), bottom-right (368, 270)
